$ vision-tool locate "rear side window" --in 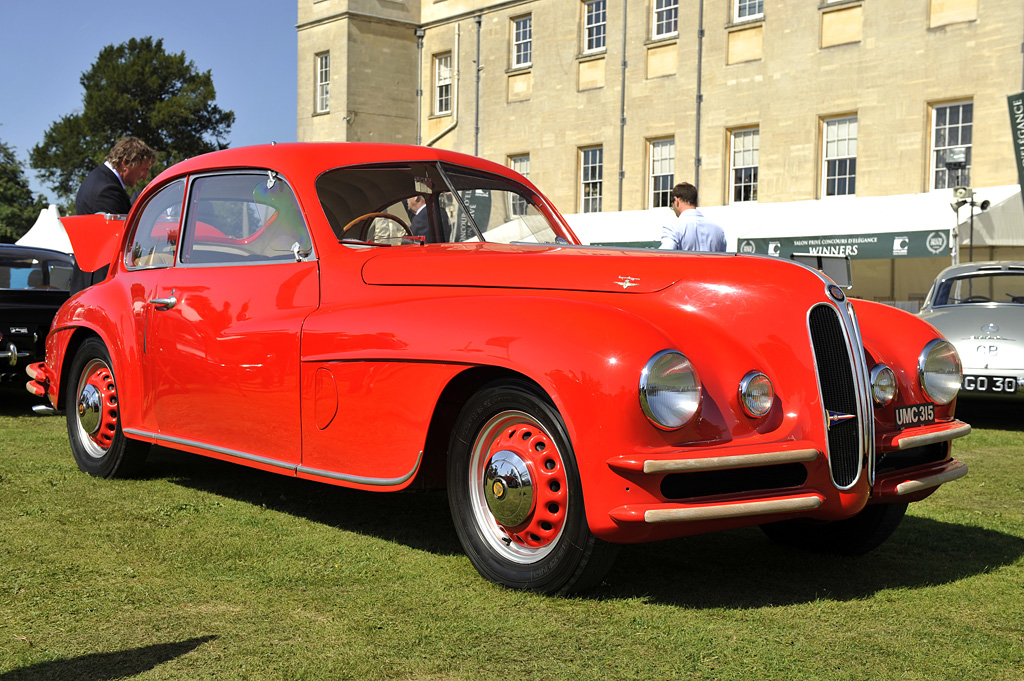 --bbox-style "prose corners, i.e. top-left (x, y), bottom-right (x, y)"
top-left (181, 173), bottom-right (313, 265)
top-left (125, 180), bottom-right (185, 269)
top-left (0, 252), bottom-right (72, 290)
